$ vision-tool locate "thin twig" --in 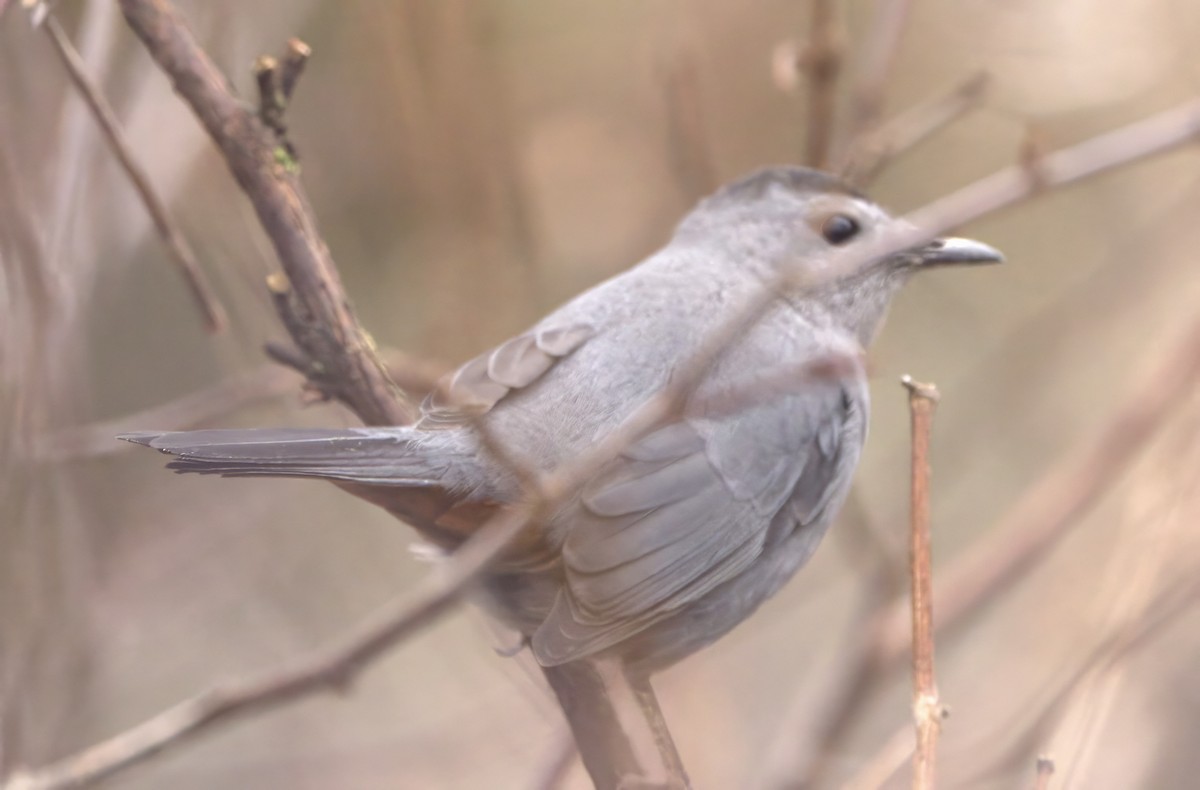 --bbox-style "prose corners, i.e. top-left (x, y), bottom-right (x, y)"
top-left (800, 0), bottom-right (842, 168)
top-left (841, 72), bottom-right (991, 186)
top-left (901, 376), bottom-right (943, 790)
top-left (118, 0), bottom-right (410, 426)
top-left (37, 7), bottom-right (226, 332)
